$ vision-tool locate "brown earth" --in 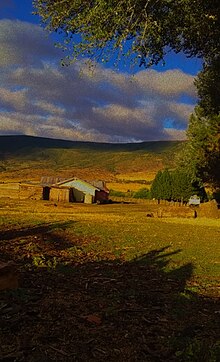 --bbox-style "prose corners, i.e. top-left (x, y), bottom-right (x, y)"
top-left (0, 223), bottom-right (219, 361)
